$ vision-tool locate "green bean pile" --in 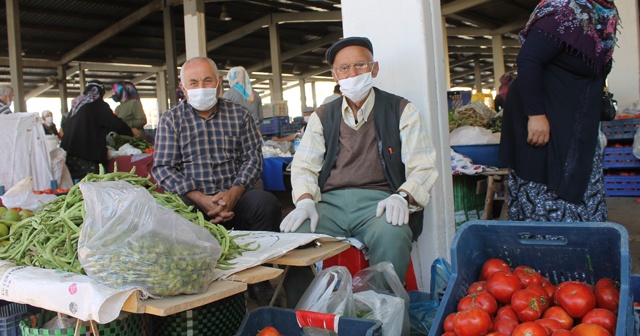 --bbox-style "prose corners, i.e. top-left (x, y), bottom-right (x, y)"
top-left (0, 167), bottom-right (258, 275)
